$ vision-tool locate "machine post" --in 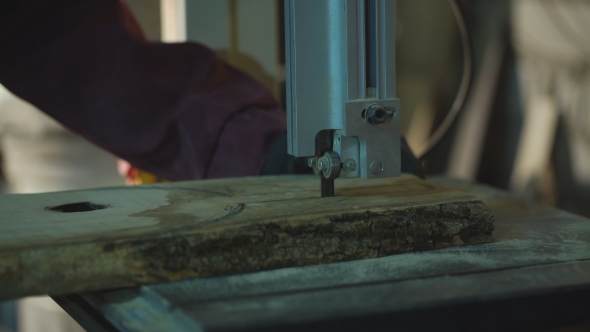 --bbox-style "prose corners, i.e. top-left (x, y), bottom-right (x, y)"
top-left (286, 0), bottom-right (400, 197)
